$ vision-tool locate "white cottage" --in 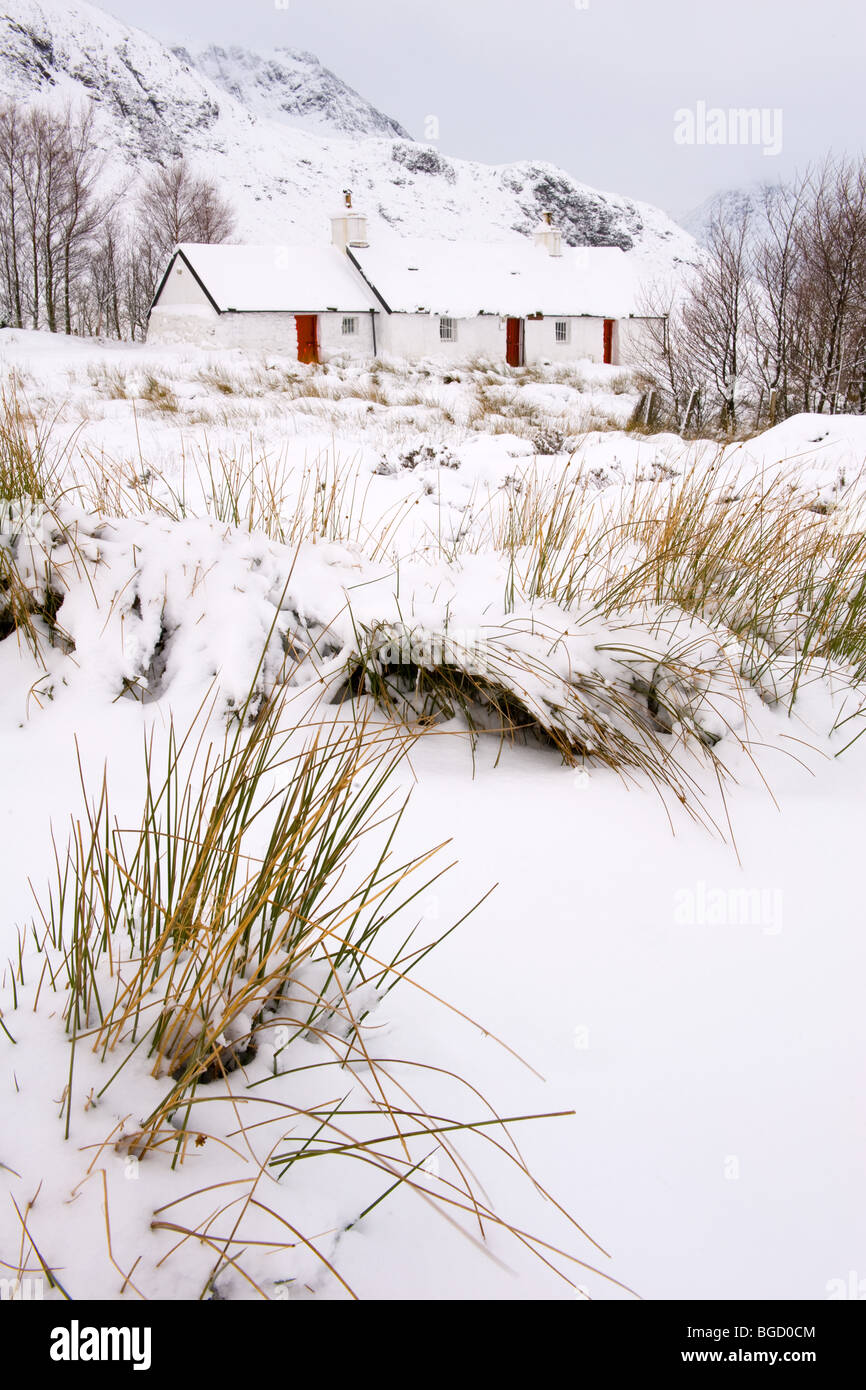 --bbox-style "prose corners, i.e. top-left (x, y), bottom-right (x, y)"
top-left (147, 198), bottom-right (661, 368)
top-left (147, 241), bottom-right (381, 358)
